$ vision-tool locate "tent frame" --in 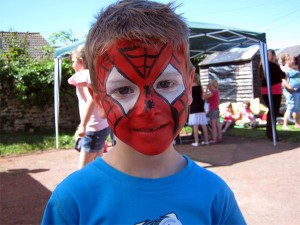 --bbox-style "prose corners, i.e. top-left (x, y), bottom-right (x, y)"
top-left (54, 22), bottom-right (277, 149)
